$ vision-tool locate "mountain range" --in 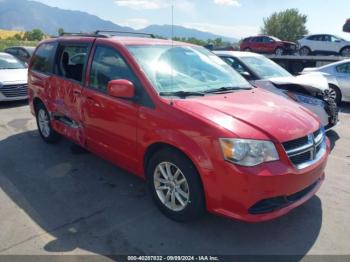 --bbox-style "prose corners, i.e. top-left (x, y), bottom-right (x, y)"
top-left (0, 0), bottom-right (237, 42)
